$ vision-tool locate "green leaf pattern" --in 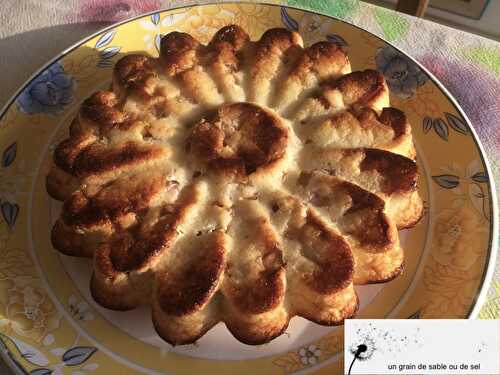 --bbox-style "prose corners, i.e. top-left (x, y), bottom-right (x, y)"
top-left (466, 47), bottom-right (500, 75)
top-left (374, 8), bottom-right (410, 42)
top-left (286, 0), bottom-right (359, 19)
